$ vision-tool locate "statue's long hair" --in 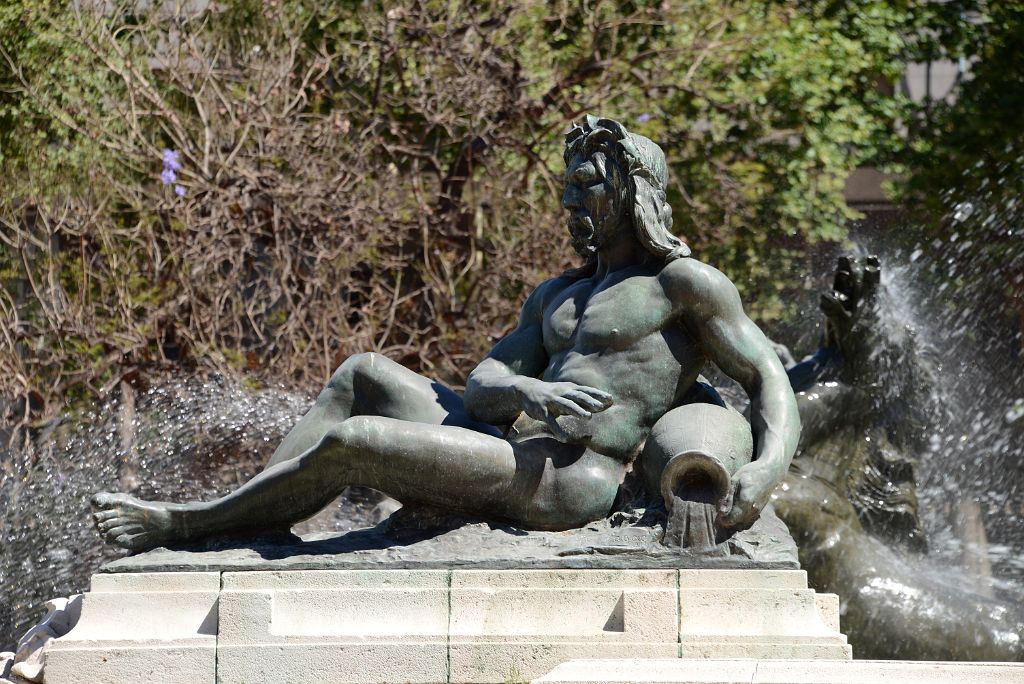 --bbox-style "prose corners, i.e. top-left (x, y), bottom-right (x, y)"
top-left (562, 116), bottom-right (689, 279)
